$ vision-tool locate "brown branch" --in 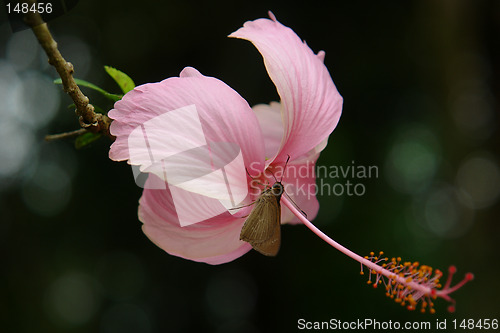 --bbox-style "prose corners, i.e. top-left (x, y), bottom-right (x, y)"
top-left (44, 128), bottom-right (87, 141)
top-left (23, 0), bottom-right (113, 139)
